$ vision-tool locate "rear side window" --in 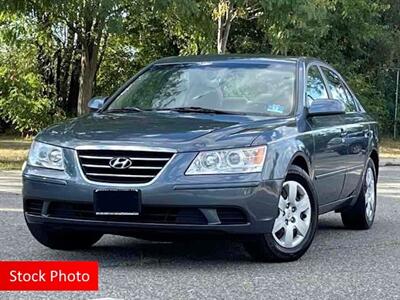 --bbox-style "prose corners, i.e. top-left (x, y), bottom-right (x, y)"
top-left (344, 86), bottom-right (359, 110)
top-left (321, 68), bottom-right (357, 112)
top-left (306, 66), bottom-right (328, 104)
